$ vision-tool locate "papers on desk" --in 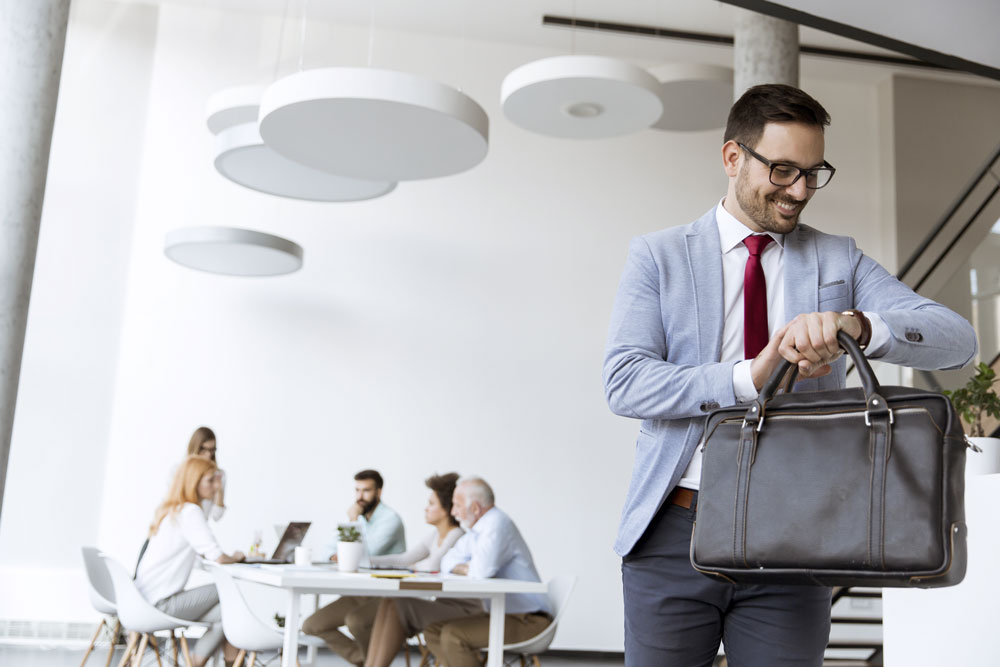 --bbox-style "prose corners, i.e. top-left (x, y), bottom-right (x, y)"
top-left (369, 570), bottom-right (416, 579)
